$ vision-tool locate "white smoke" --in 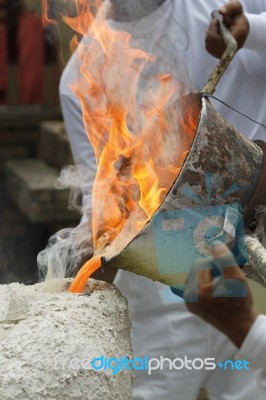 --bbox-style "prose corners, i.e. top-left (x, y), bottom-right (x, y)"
top-left (38, 166), bottom-right (94, 281)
